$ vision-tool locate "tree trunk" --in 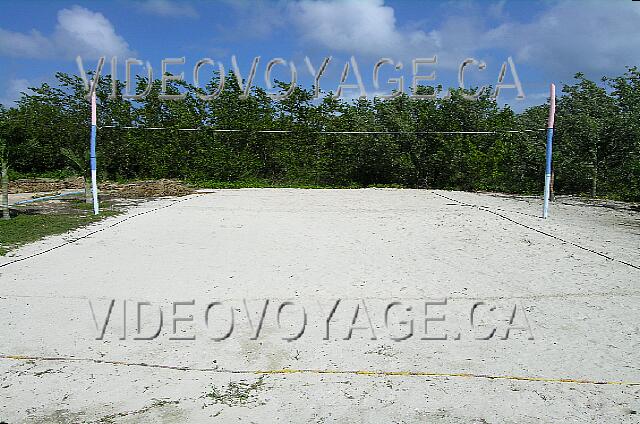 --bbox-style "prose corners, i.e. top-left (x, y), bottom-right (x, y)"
top-left (1, 157), bottom-right (9, 220)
